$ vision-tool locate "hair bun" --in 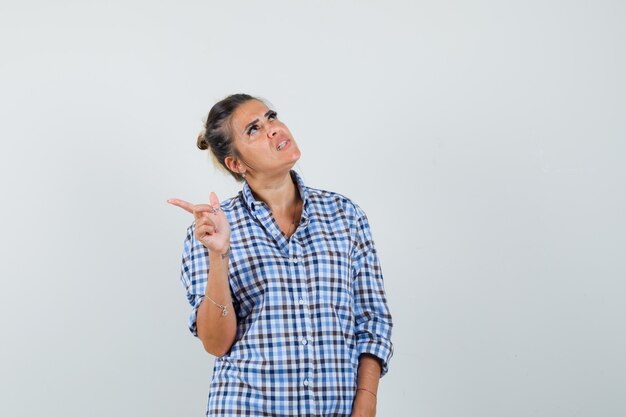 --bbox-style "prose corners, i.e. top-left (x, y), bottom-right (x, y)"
top-left (197, 131), bottom-right (209, 150)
